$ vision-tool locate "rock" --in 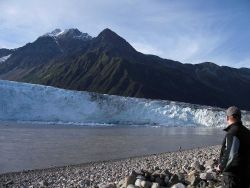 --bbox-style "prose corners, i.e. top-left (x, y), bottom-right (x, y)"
top-left (204, 159), bottom-right (215, 168)
top-left (5, 180), bottom-right (14, 186)
top-left (135, 179), bottom-right (142, 187)
top-left (141, 180), bottom-right (152, 188)
top-left (136, 175), bottom-right (146, 180)
top-left (163, 169), bottom-right (170, 175)
top-left (127, 184), bottom-right (136, 188)
top-left (187, 173), bottom-right (200, 186)
top-left (144, 171), bottom-right (151, 179)
top-left (155, 177), bottom-right (164, 186)
top-left (154, 166), bottom-right (160, 171)
top-left (190, 161), bottom-right (202, 171)
top-left (118, 179), bottom-right (125, 188)
top-left (207, 180), bottom-right (215, 187)
top-left (152, 170), bottom-right (162, 177)
top-left (170, 183), bottom-right (186, 188)
top-left (199, 172), bottom-right (216, 180)
top-left (151, 182), bottom-right (160, 188)
top-left (176, 173), bottom-right (185, 182)
top-left (99, 183), bottom-right (117, 188)
top-left (121, 174), bottom-right (136, 188)
top-left (187, 170), bottom-right (198, 177)
top-left (182, 164), bottom-right (189, 173)
top-left (150, 175), bottom-right (155, 182)
top-left (169, 174), bottom-right (179, 185)
top-left (39, 180), bottom-right (49, 187)
top-left (124, 174), bottom-right (136, 187)
top-left (164, 175), bottom-right (170, 185)
top-left (198, 180), bottom-right (207, 188)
